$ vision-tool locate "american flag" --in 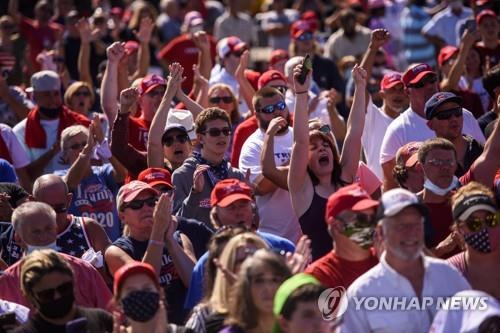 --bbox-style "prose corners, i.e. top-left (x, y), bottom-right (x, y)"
top-left (0, 51), bottom-right (15, 72)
